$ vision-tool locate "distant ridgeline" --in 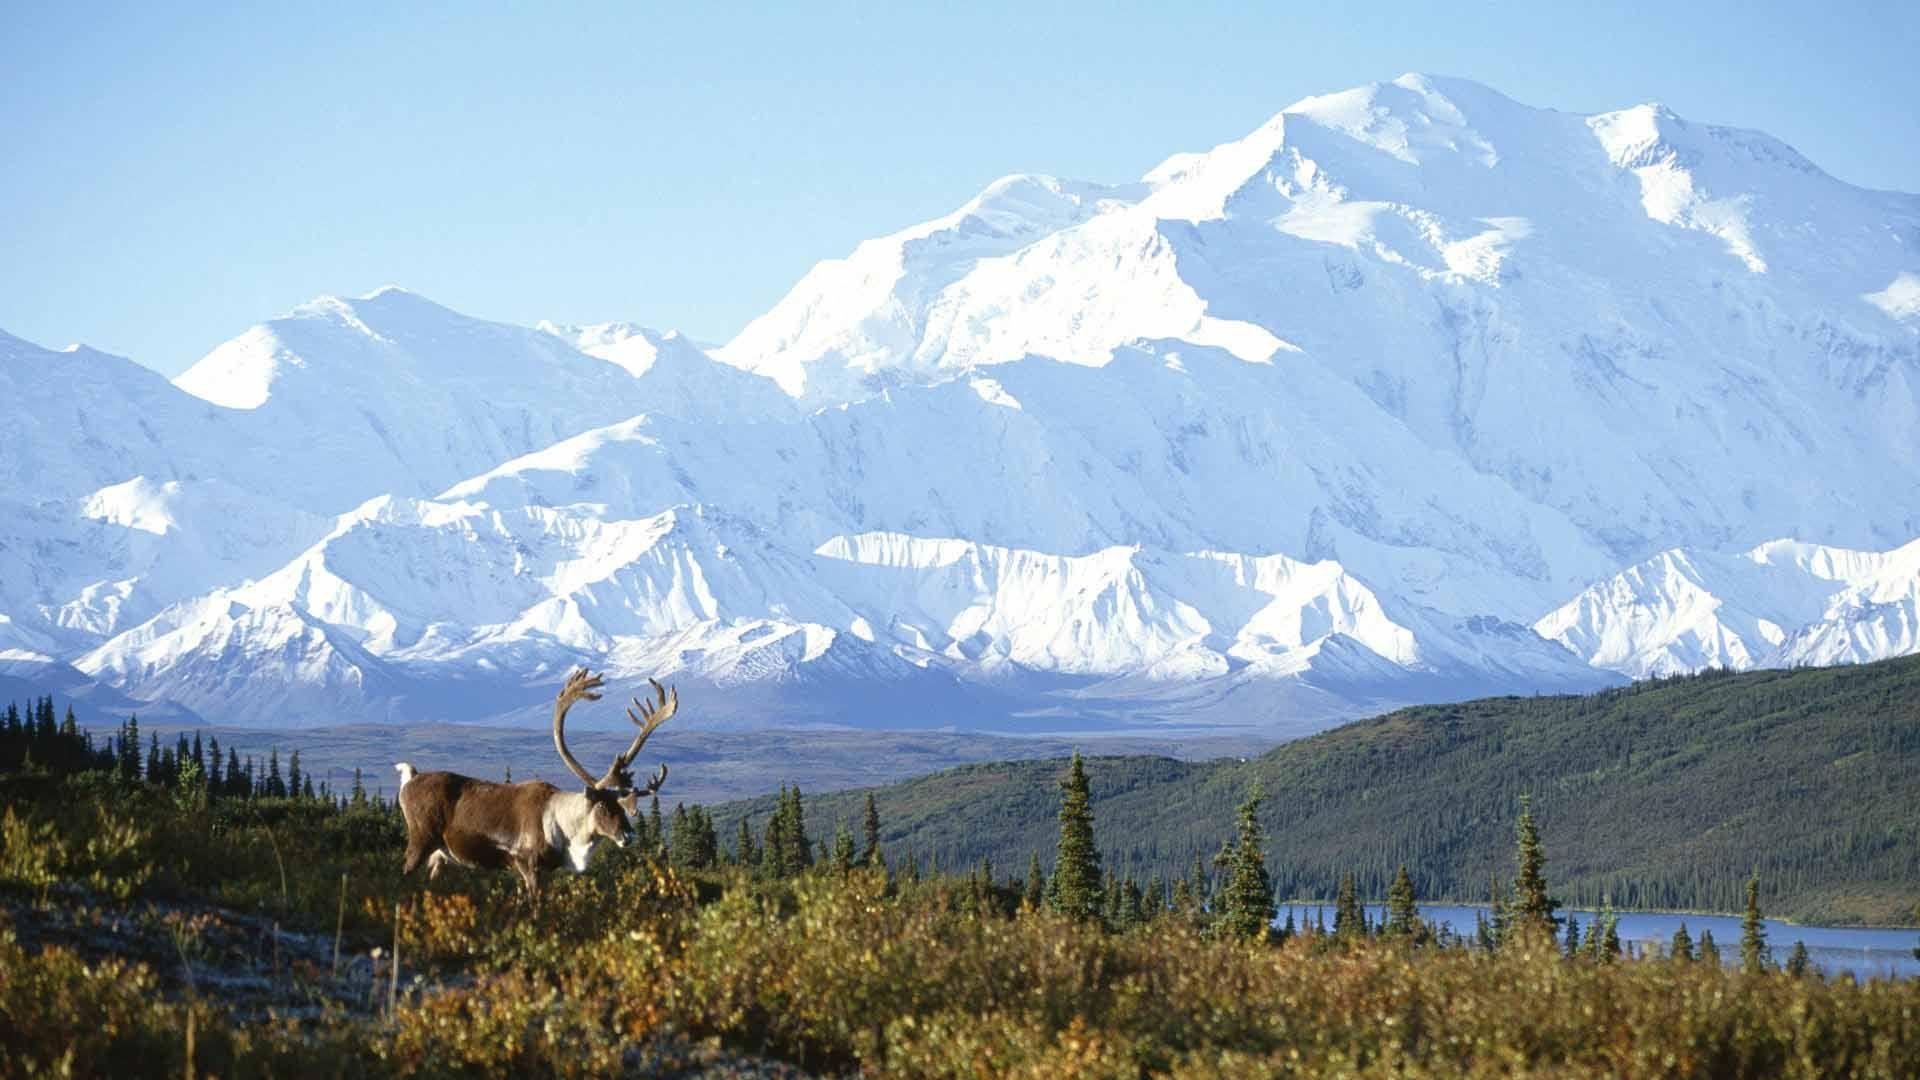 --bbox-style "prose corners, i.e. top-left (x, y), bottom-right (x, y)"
top-left (713, 656), bottom-right (1920, 926)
